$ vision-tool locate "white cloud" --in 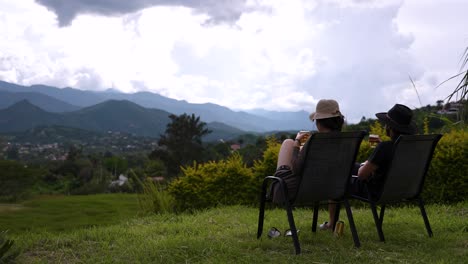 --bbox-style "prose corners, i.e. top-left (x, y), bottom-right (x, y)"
top-left (0, 0), bottom-right (467, 123)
